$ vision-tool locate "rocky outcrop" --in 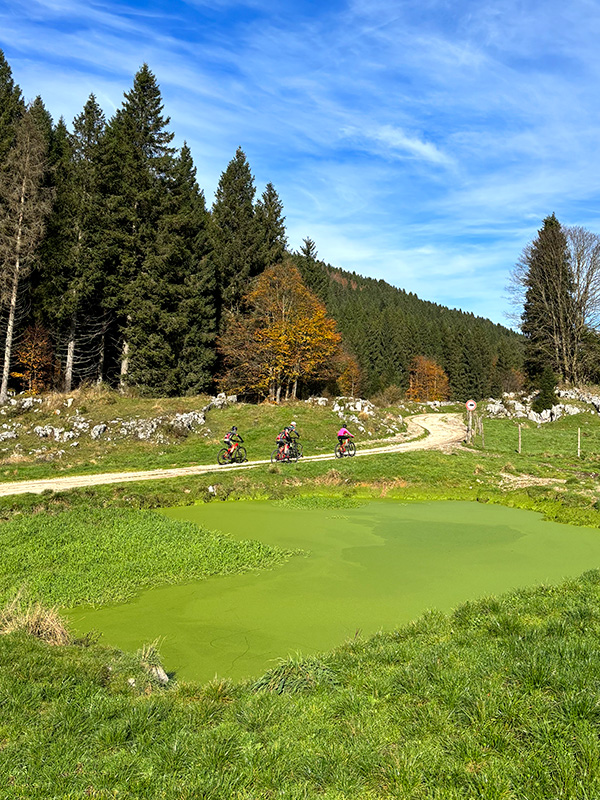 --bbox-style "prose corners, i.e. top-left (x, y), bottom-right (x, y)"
top-left (485, 392), bottom-right (590, 424)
